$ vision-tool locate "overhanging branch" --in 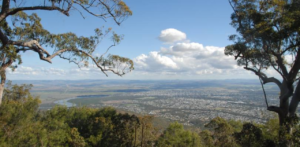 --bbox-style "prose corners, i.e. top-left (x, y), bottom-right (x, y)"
top-left (46, 47), bottom-right (128, 77)
top-left (244, 67), bottom-right (282, 88)
top-left (13, 40), bottom-right (52, 63)
top-left (7, 6), bottom-right (71, 17)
